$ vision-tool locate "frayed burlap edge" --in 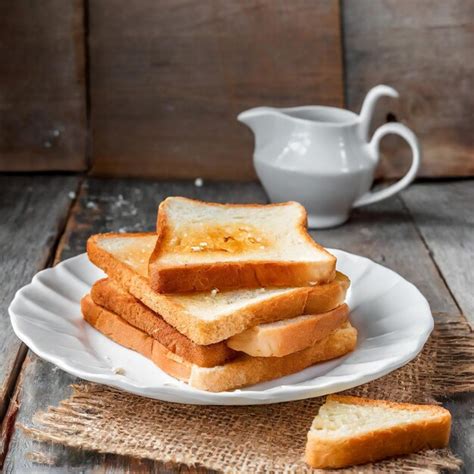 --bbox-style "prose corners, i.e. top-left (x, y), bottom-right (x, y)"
top-left (21, 313), bottom-right (472, 473)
